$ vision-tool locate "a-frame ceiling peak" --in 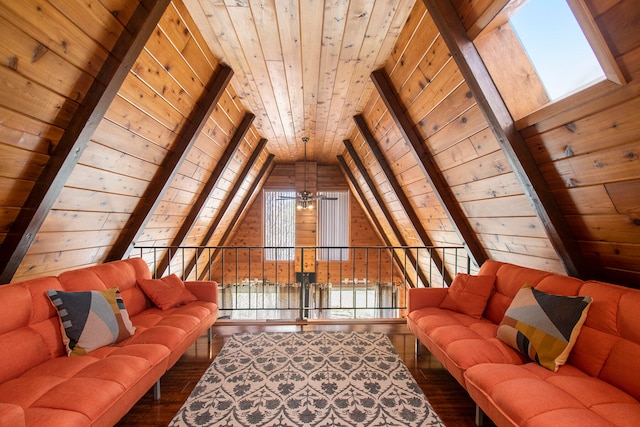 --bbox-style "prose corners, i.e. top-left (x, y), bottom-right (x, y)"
top-left (183, 0), bottom-right (417, 164)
